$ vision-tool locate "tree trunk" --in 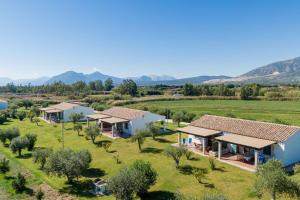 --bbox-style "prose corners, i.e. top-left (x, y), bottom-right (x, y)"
top-left (138, 141), bottom-right (142, 152)
top-left (175, 160), bottom-right (179, 168)
top-left (18, 149), bottom-right (21, 157)
top-left (271, 190), bottom-right (276, 200)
